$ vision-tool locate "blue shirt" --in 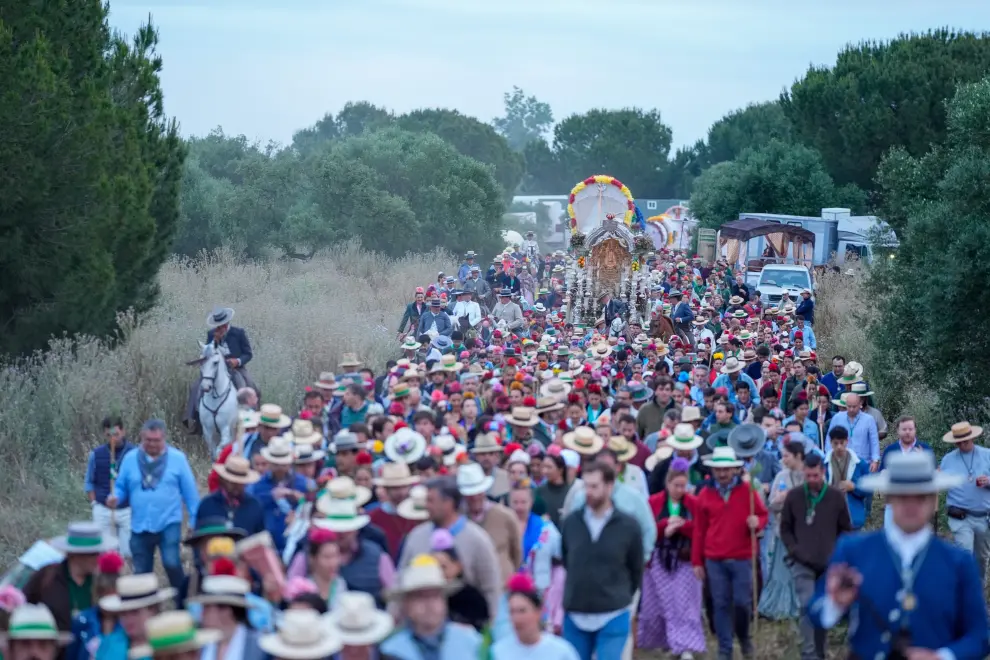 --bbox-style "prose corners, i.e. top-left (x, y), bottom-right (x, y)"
top-left (827, 411), bottom-right (880, 464)
top-left (819, 371), bottom-right (841, 398)
top-left (248, 472), bottom-right (310, 553)
top-left (941, 446), bottom-right (990, 513)
top-left (114, 446), bottom-right (200, 533)
top-left (790, 324), bottom-right (816, 349)
top-left (711, 372), bottom-right (761, 406)
top-left (783, 414), bottom-right (821, 447)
